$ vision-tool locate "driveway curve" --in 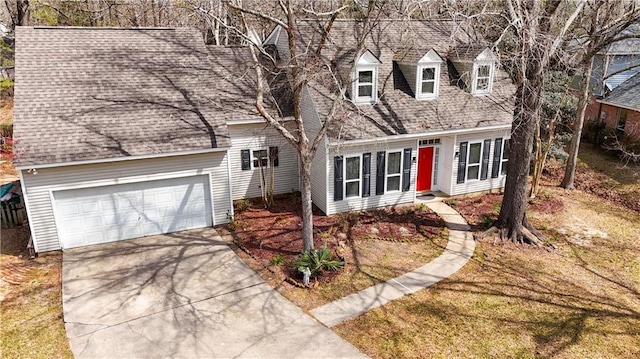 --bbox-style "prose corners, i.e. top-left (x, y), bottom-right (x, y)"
top-left (62, 228), bottom-right (366, 359)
